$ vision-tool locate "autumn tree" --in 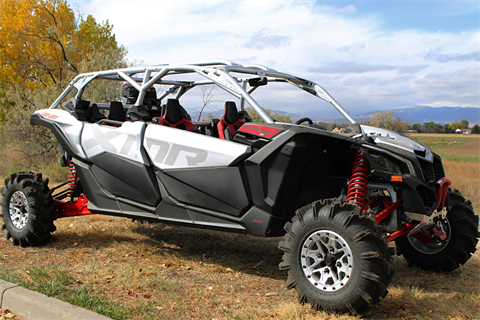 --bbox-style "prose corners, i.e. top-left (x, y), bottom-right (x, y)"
top-left (0, 0), bottom-right (128, 173)
top-left (449, 122), bottom-right (463, 131)
top-left (369, 110), bottom-right (403, 132)
top-left (444, 124), bottom-right (453, 133)
top-left (0, 0), bottom-right (127, 98)
top-left (0, 84), bottom-right (16, 124)
top-left (461, 119), bottom-right (469, 129)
